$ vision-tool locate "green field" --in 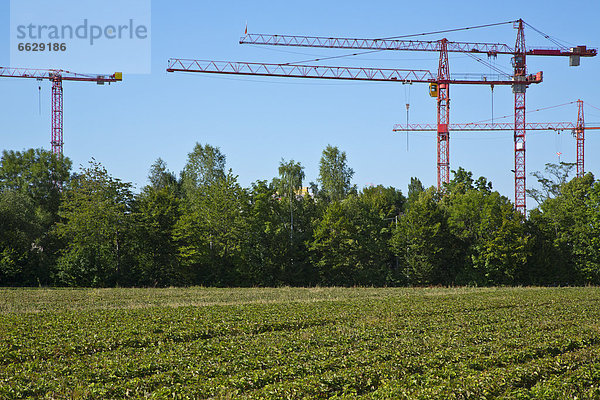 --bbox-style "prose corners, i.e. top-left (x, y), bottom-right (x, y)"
top-left (2, 287), bottom-right (600, 399)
